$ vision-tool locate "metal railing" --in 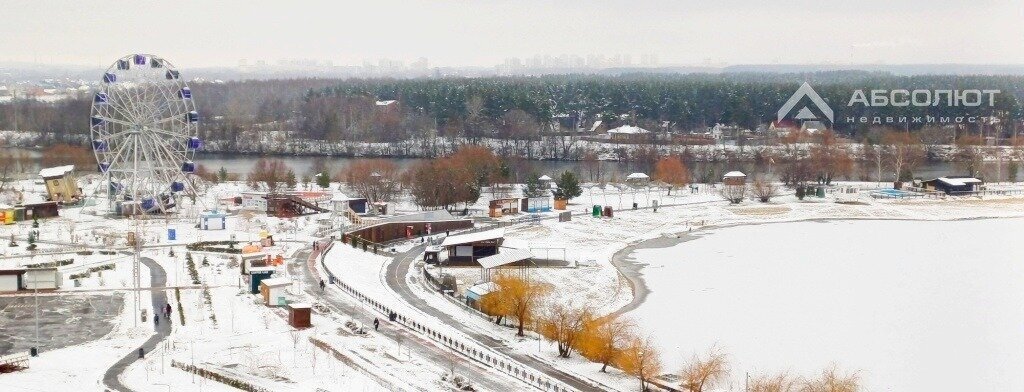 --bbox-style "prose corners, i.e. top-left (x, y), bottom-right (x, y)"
top-left (318, 242), bottom-right (582, 392)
